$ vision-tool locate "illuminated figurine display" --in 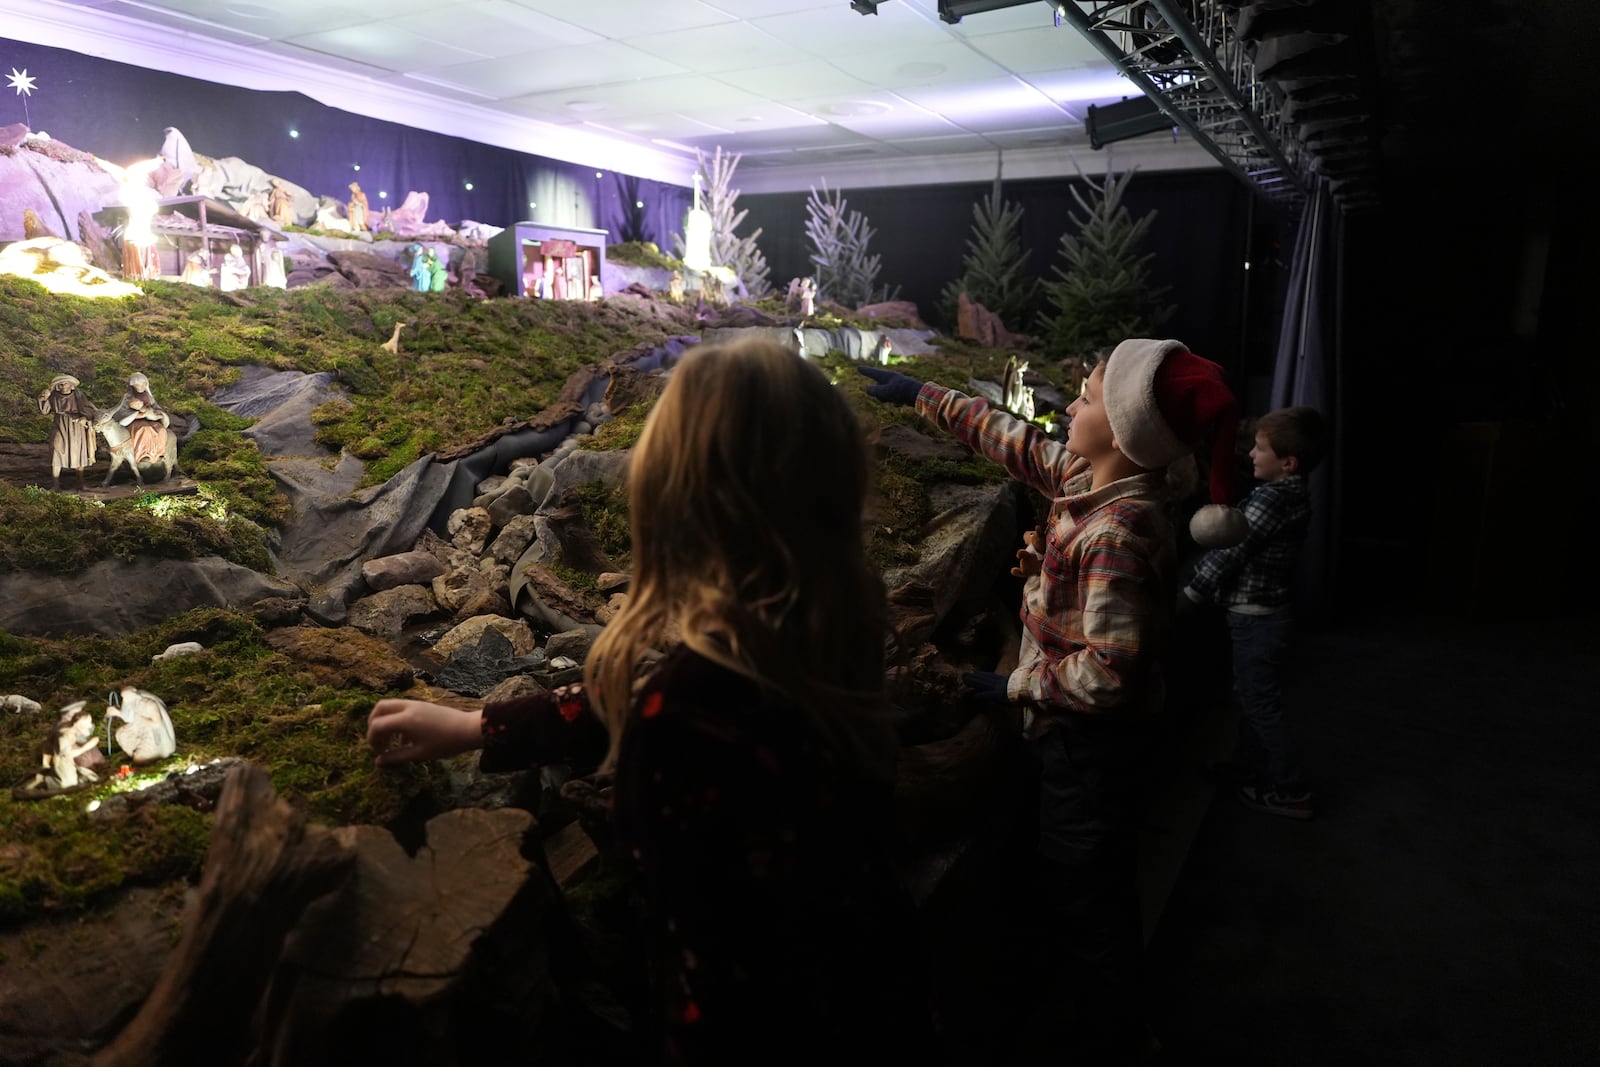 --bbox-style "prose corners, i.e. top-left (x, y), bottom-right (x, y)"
top-left (261, 239), bottom-right (288, 289)
top-left (111, 372), bottom-right (171, 469)
top-left (268, 178), bottom-right (296, 228)
top-left (798, 276), bottom-right (817, 317)
top-left (408, 244), bottom-right (431, 292)
top-left (588, 275), bottom-right (603, 301)
top-left (347, 182), bottom-right (370, 232)
top-left (105, 687), bottom-right (176, 765)
top-left (37, 373), bottom-right (98, 490)
top-left (180, 251), bottom-right (212, 287)
top-left (219, 242), bottom-right (251, 291)
top-left (668, 269), bottom-right (685, 303)
top-left (13, 702), bottom-right (104, 798)
top-left (427, 247), bottom-right (448, 293)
